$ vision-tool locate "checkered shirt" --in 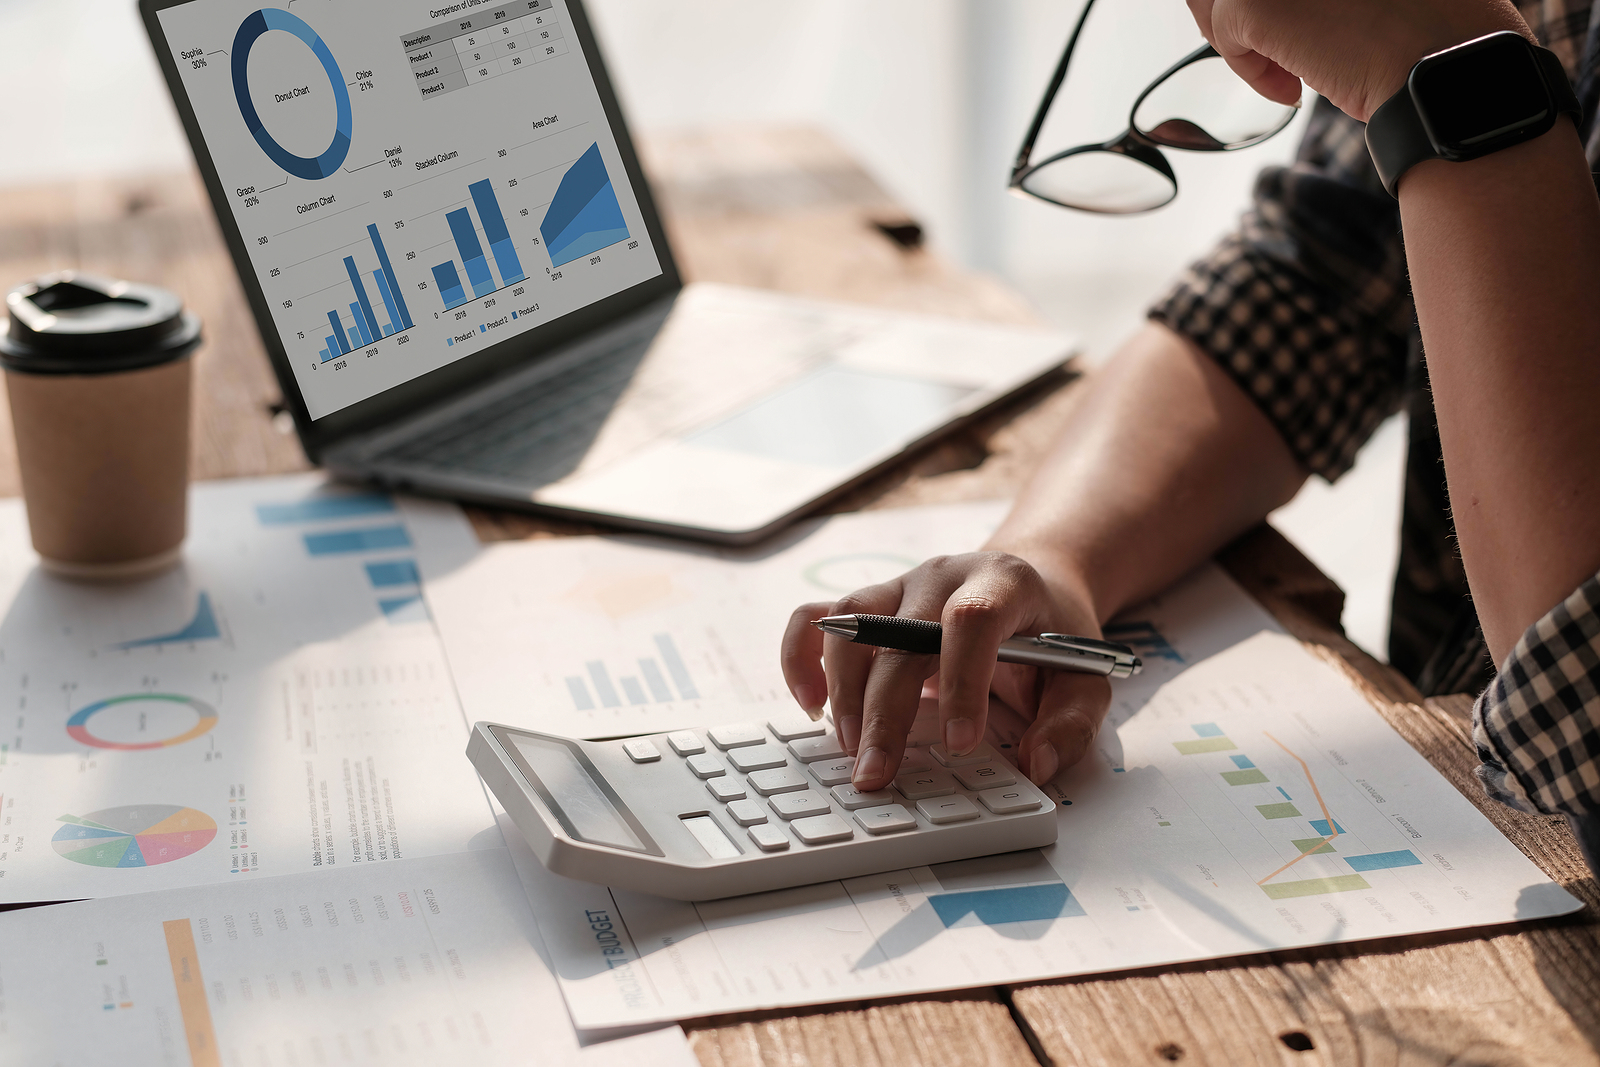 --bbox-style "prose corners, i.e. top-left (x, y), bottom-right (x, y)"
top-left (1148, 1), bottom-right (1600, 852)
